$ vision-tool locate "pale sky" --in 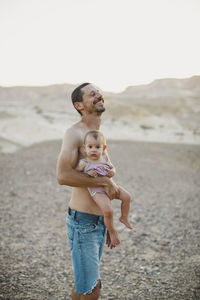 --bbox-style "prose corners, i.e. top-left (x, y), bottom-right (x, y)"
top-left (0, 0), bottom-right (200, 92)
